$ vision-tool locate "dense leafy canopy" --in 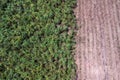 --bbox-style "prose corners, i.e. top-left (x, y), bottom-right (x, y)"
top-left (0, 0), bottom-right (76, 80)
